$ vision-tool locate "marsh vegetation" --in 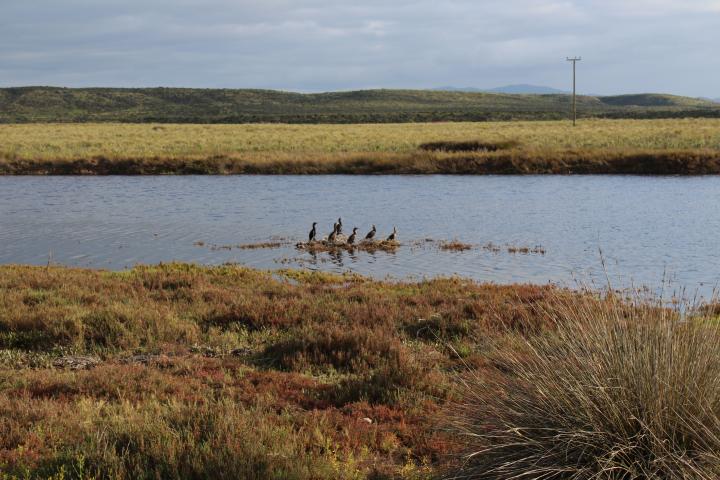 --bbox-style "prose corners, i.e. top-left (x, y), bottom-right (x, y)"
top-left (1, 264), bottom-right (718, 478)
